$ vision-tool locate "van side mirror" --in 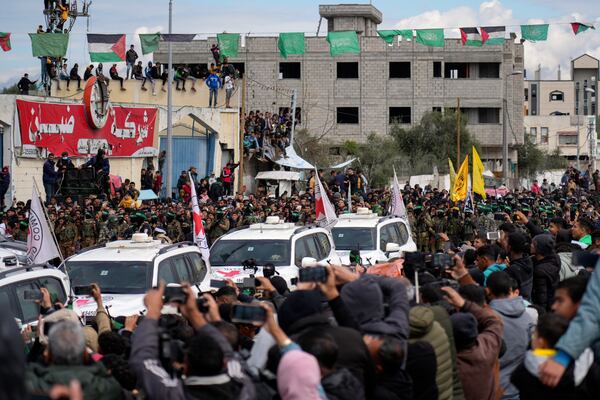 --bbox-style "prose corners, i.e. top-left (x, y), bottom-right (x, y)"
top-left (301, 257), bottom-right (318, 268)
top-left (385, 242), bottom-right (401, 253)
